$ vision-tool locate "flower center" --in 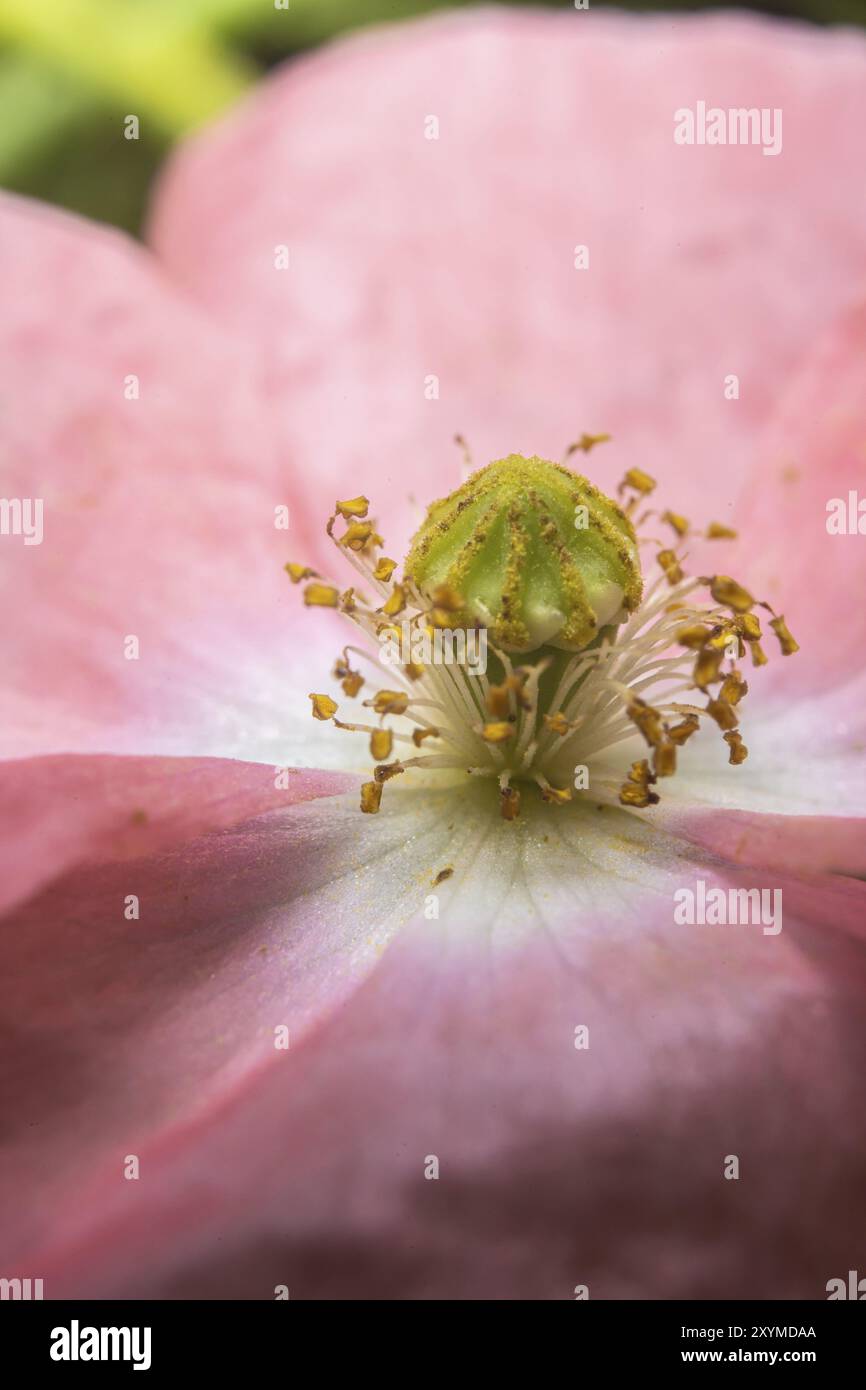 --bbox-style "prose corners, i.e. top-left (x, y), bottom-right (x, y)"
top-left (288, 445), bottom-right (798, 820)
